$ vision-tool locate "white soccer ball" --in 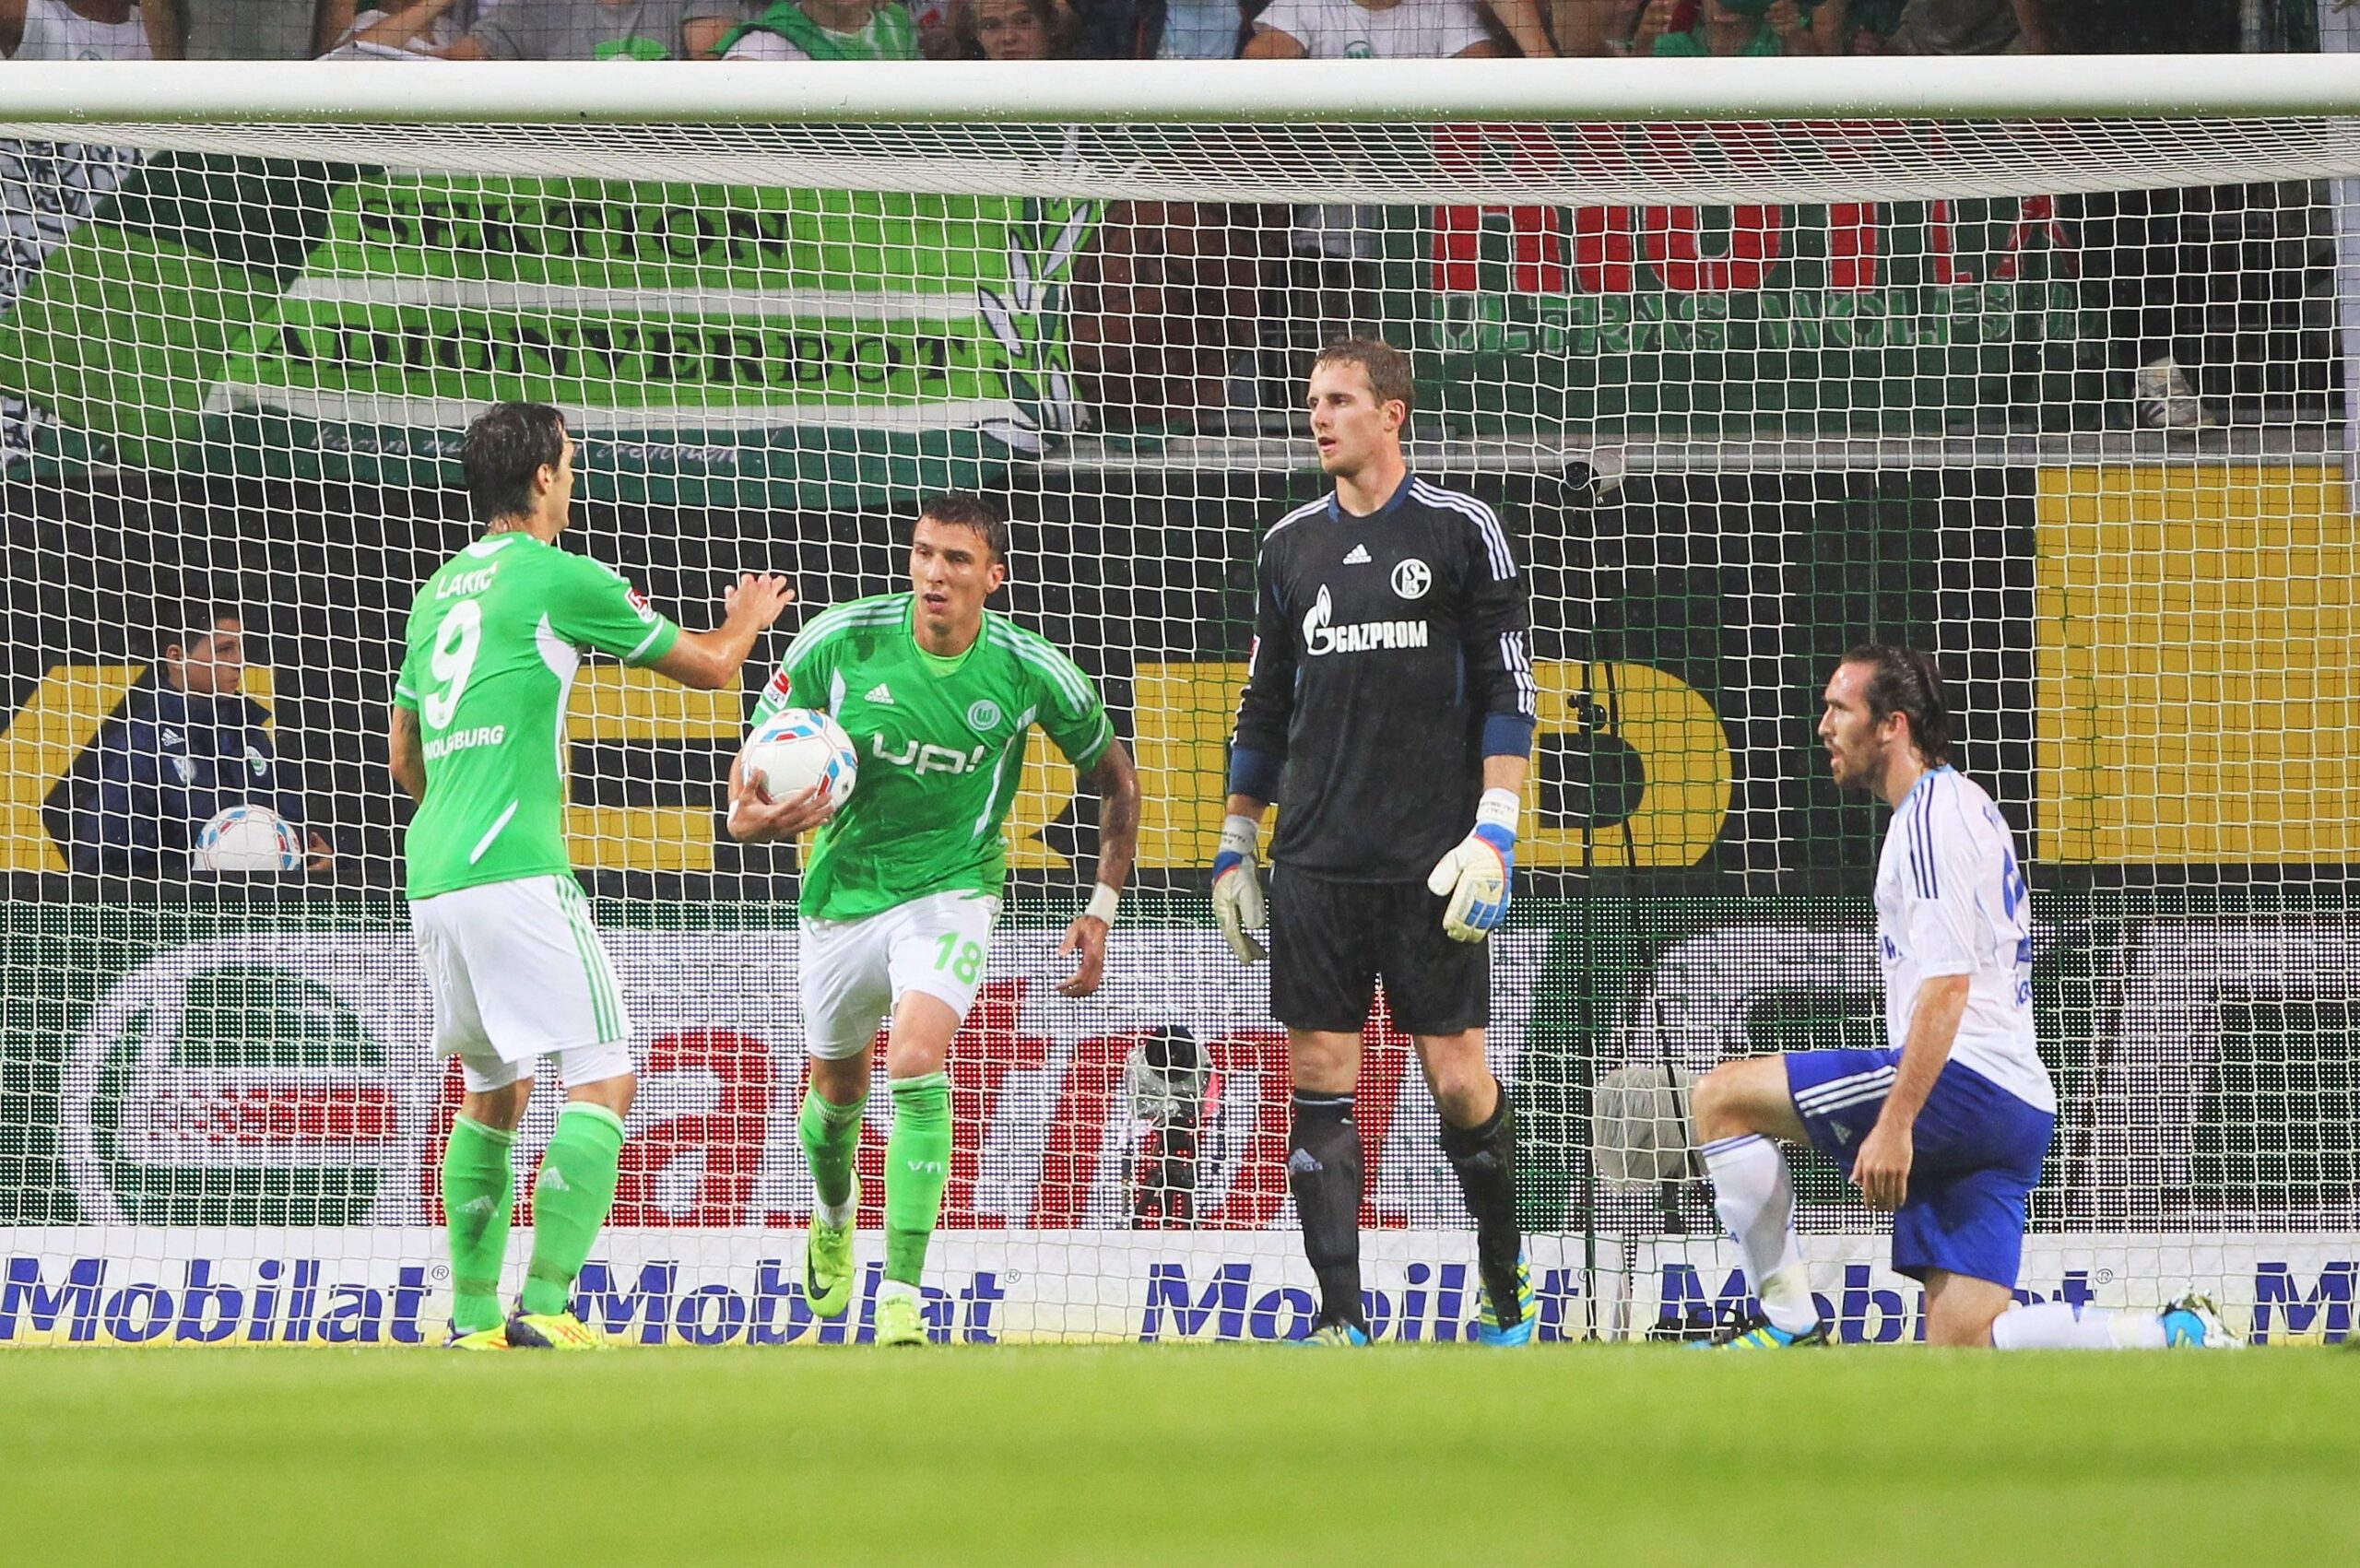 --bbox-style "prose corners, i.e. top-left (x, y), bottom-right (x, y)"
top-left (193, 804), bottom-right (303, 873)
top-left (741, 707), bottom-right (857, 809)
